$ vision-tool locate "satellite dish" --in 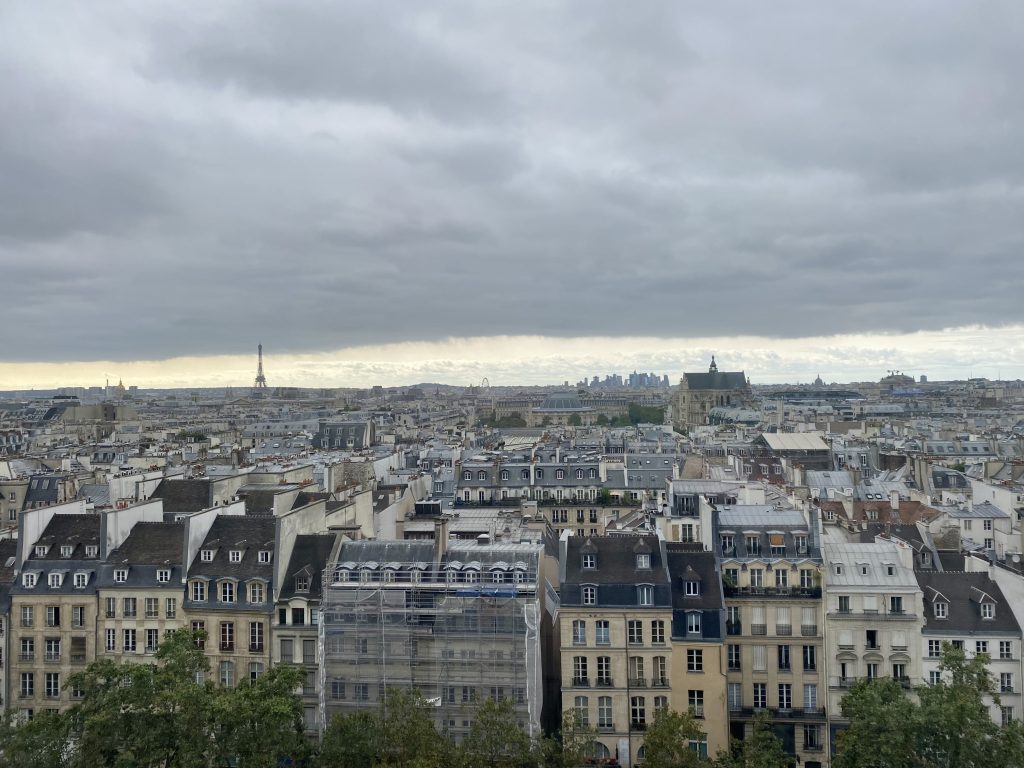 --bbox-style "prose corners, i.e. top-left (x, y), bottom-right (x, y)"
top-left (1013, 555), bottom-right (1021, 564)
